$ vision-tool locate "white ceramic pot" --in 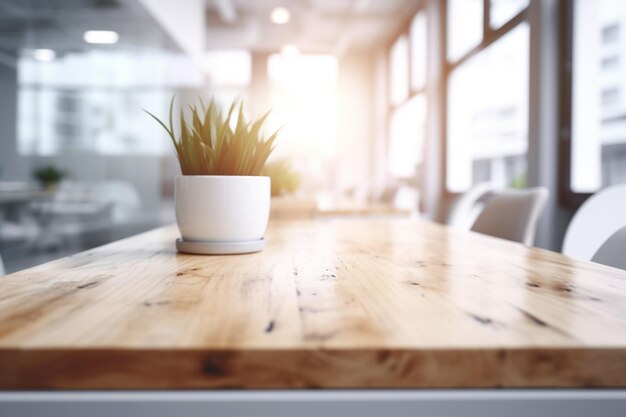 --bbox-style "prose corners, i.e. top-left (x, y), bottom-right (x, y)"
top-left (175, 175), bottom-right (270, 243)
